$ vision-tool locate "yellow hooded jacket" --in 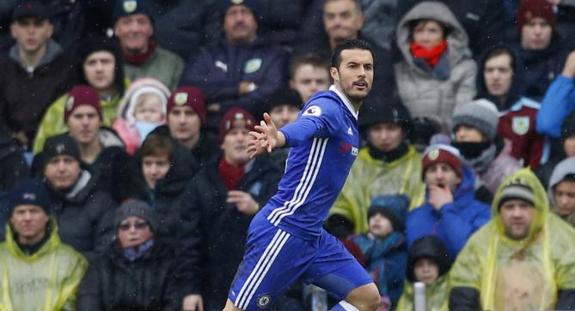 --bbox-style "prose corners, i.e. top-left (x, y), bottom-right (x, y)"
top-left (449, 168), bottom-right (575, 310)
top-left (330, 146), bottom-right (425, 234)
top-left (0, 219), bottom-right (88, 311)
